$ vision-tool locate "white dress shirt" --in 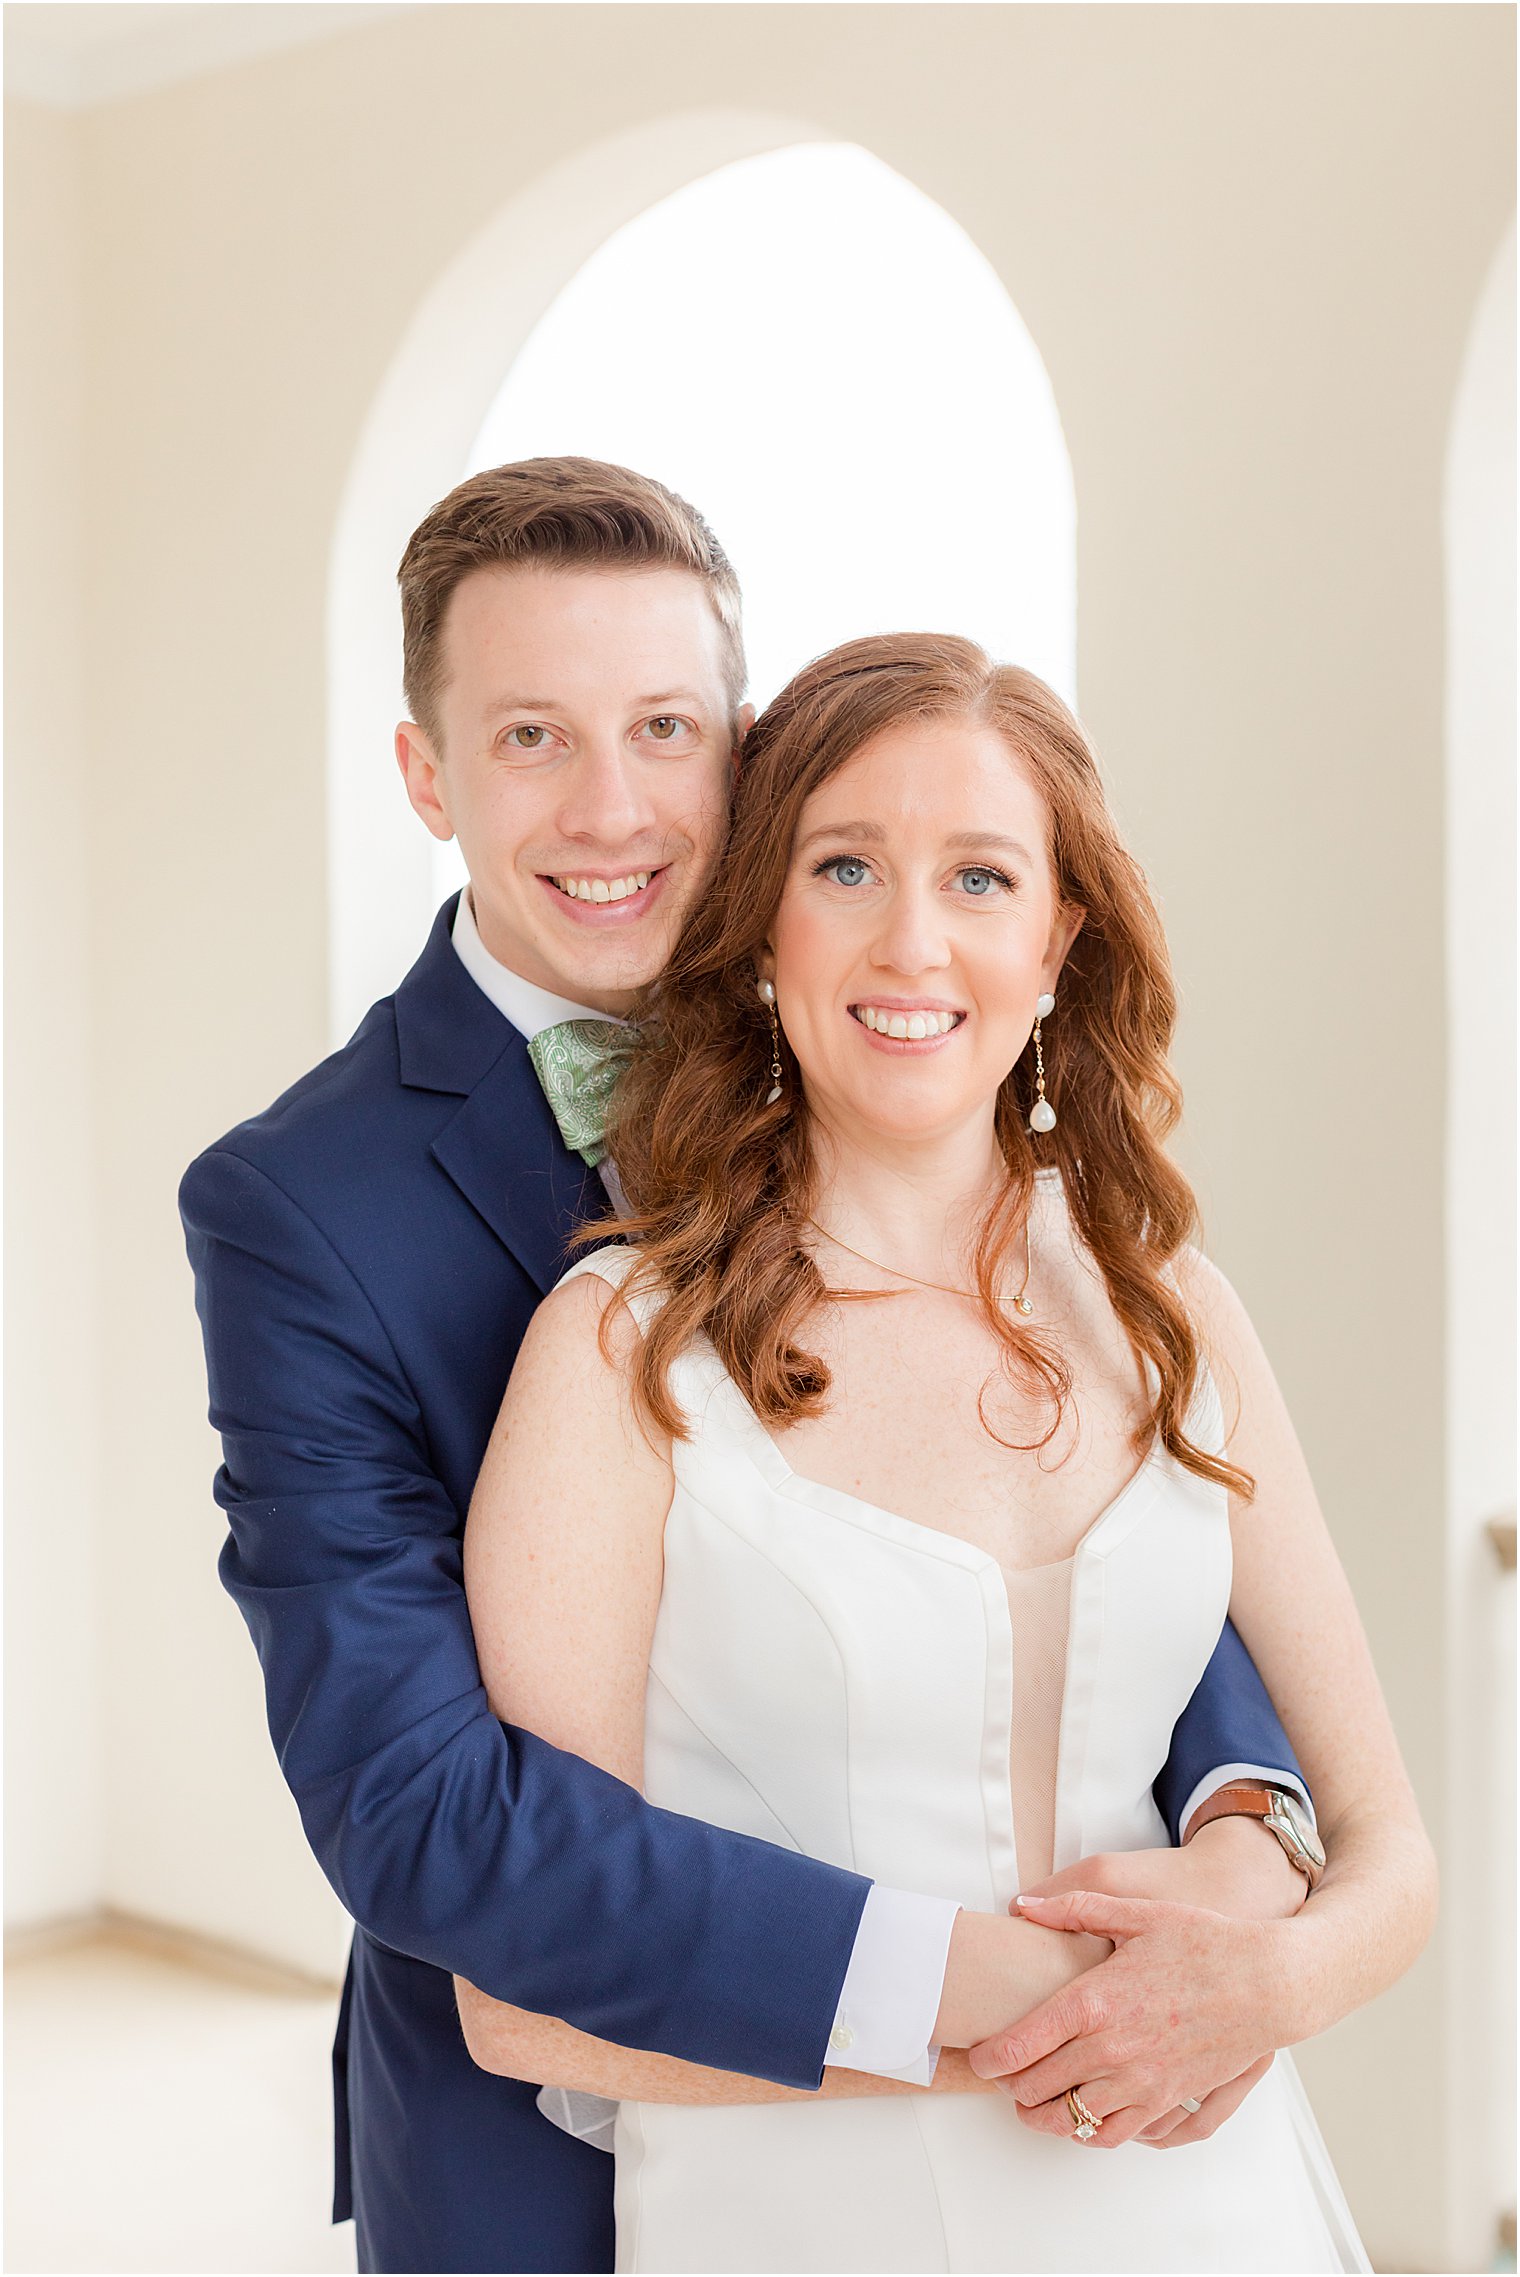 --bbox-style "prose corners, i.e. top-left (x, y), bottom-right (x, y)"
top-left (452, 892), bottom-right (958, 2085)
top-left (450, 892), bottom-right (1313, 2101)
